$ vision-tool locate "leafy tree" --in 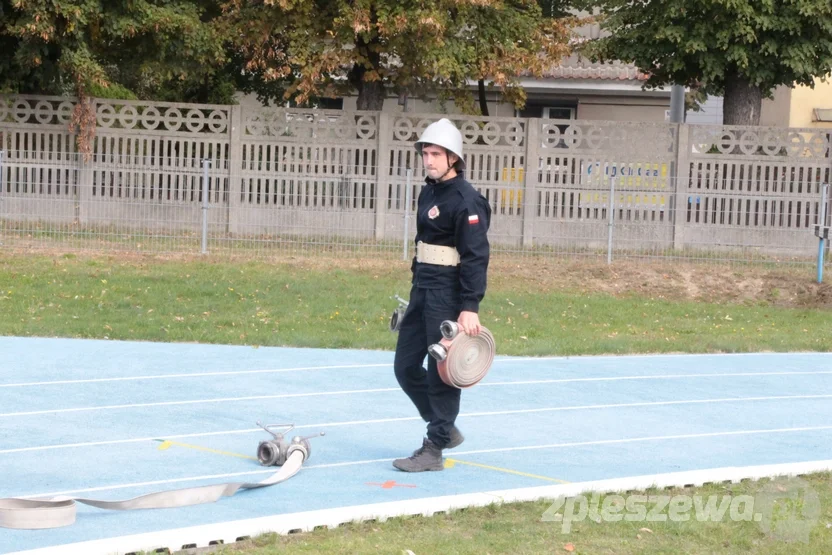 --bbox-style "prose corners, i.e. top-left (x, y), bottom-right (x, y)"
top-left (579, 0), bottom-right (832, 125)
top-left (223, 0), bottom-right (573, 113)
top-left (0, 0), bottom-right (230, 103)
top-left (538, 0), bottom-right (573, 18)
top-left (450, 1), bottom-right (574, 116)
